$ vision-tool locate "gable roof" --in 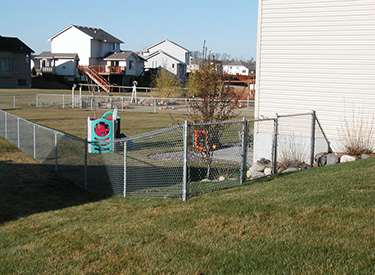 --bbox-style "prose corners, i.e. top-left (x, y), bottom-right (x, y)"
top-left (35, 51), bottom-right (78, 59)
top-left (141, 39), bottom-right (189, 53)
top-left (144, 50), bottom-right (183, 63)
top-left (223, 60), bottom-right (255, 70)
top-left (104, 51), bottom-right (146, 61)
top-left (0, 36), bottom-right (34, 53)
top-left (48, 25), bottom-right (123, 43)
